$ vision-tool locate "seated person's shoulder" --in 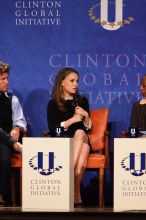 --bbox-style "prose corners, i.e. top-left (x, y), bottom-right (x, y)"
top-left (6, 92), bottom-right (18, 101)
top-left (48, 98), bottom-right (55, 105)
top-left (78, 95), bottom-right (88, 102)
top-left (12, 95), bottom-right (19, 101)
top-left (132, 100), bottom-right (141, 108)
top-left (47, 98), bottom-right (57, 109)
